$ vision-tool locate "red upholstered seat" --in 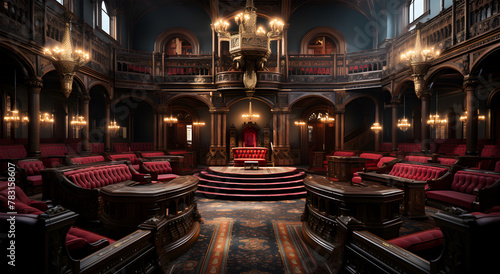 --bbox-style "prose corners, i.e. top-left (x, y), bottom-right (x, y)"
top-left (0, 182), bottom-right (48, 214)
top-left (65, 164), bottom-right (133, 189)
top-left (16, 160), bottom-right (46, 187)
top-left (387, 163), bottom-right (446, 181)
top-left (495, 161), bottom-right (500, 172)
top-left (232, 147), bottom-right (268, 166)
top-left (130, 142), bottom-right (154, 151)
top-left (405, 155), bottom-right (431, 163)
top-left (71, 156), bottom-right (106, 165)
top-left (427, 170), bottom-right (500, 210)
top-left (398, 143), bottom-right (421, 153)
top-left (438, 158), bottom-right (458, 166)
top-left (107, 153), bottom-right (140, 170)
top-left (141, 151), bottom-right (165, 157)
top-left (388, 227), bottom-right (443, 253)
top-left (113, 143), bottom-right (130, 152)
top-left (351, 157), bottom-right (398, 184)
top-left (0, 144), bottom-right (27, 159)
